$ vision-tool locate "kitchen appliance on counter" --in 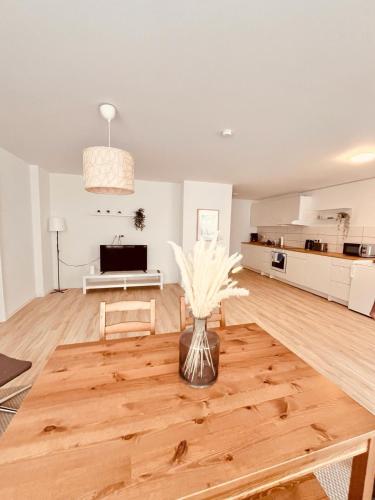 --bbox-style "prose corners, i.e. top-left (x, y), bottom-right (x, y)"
top-left (312, 242), bottom-right (328, 252)
top-left (305, 239), bottom-right (320, 250)
top-left (349, 261), bottom-right (375, 316)
top-left (271, 251), bottom-right (287, 273)
top-left (250, 233), bottom-right (259, 242)
top-left (343, 243), bottom-right (375, 258)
